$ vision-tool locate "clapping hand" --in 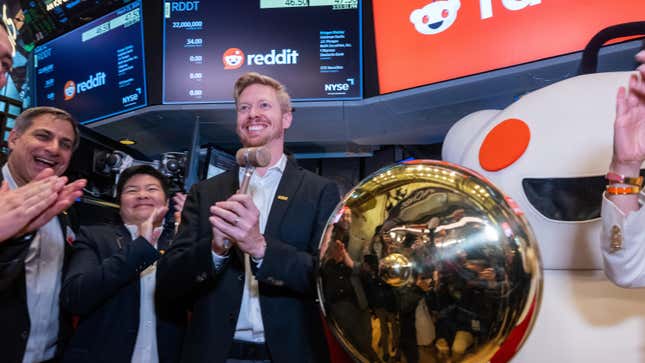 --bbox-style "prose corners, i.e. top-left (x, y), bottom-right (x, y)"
top-left (611, 50), bottom-right (645, 176)
top-left (209, 193), bottom-right (266, 259)
top-left (137, 205), bottom-right (169, 245)
top-left (0, 168), bottom-right (86, 242)
top-left (22, 178), bottom-right (86, 235)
